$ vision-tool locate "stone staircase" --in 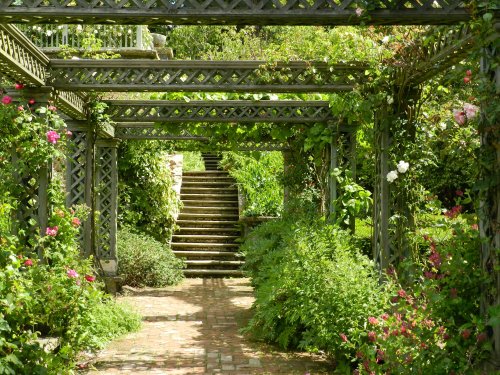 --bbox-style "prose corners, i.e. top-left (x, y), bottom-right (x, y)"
top-left (172, 156), bottom-right (244, 277)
